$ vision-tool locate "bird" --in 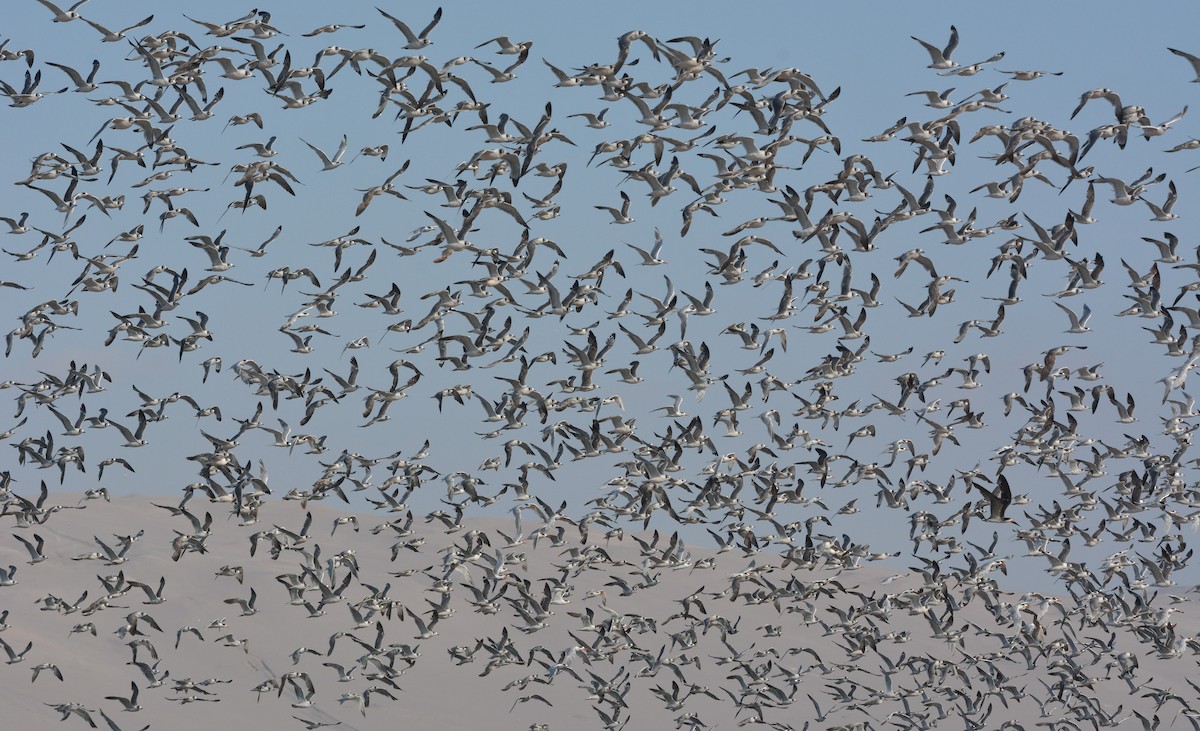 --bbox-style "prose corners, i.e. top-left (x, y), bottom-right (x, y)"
top-left (31, 662), bottom-right (63, 682)
top-left (976, 474), bottom-right (1015, 523)
top-left (301, 134), bottom-right (350, 171)
top-left (79, 14), bottom-right (154, 42)
top-left (595, 190), bottom-right (634, 223)
top-left (35, 0), bottom-right (90, 23)
top-left (1169, 47), bottom-right (1200, 82)
top-left (377, 6), bottom-right (443, 49)
top-left (625, 227), bottom-right (668, 265)
top-left (0, 636), bottom-right (33, 663)
top-left (911, 25), bottom-right (959, 69)
top-left (12, 533), bottom-right (47, 563)
top-left (0, 10), bottom-right (1198, 731)
top-left (1054, 301), bottom-right (1093, 333)
top-left (103, 681), bottom-right (142, 712)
